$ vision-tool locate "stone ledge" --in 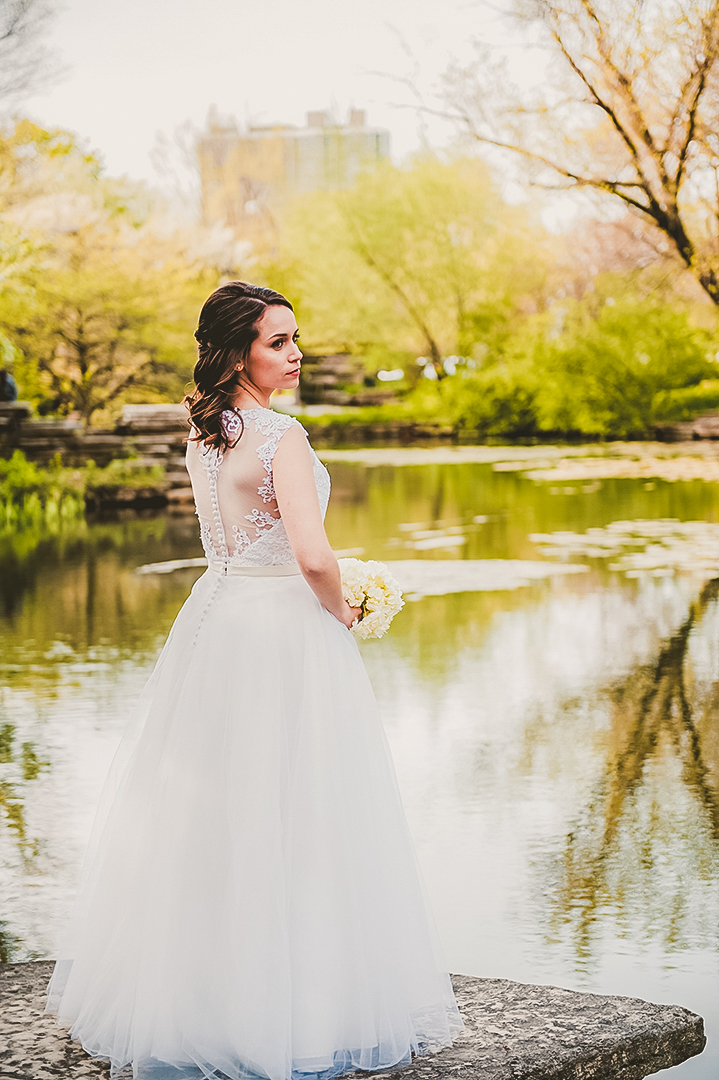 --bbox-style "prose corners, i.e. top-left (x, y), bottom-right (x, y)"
top-left (430, 976), bottom-right (705, 1080)
top-left (0, 963), bottom-right (706, 1080)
